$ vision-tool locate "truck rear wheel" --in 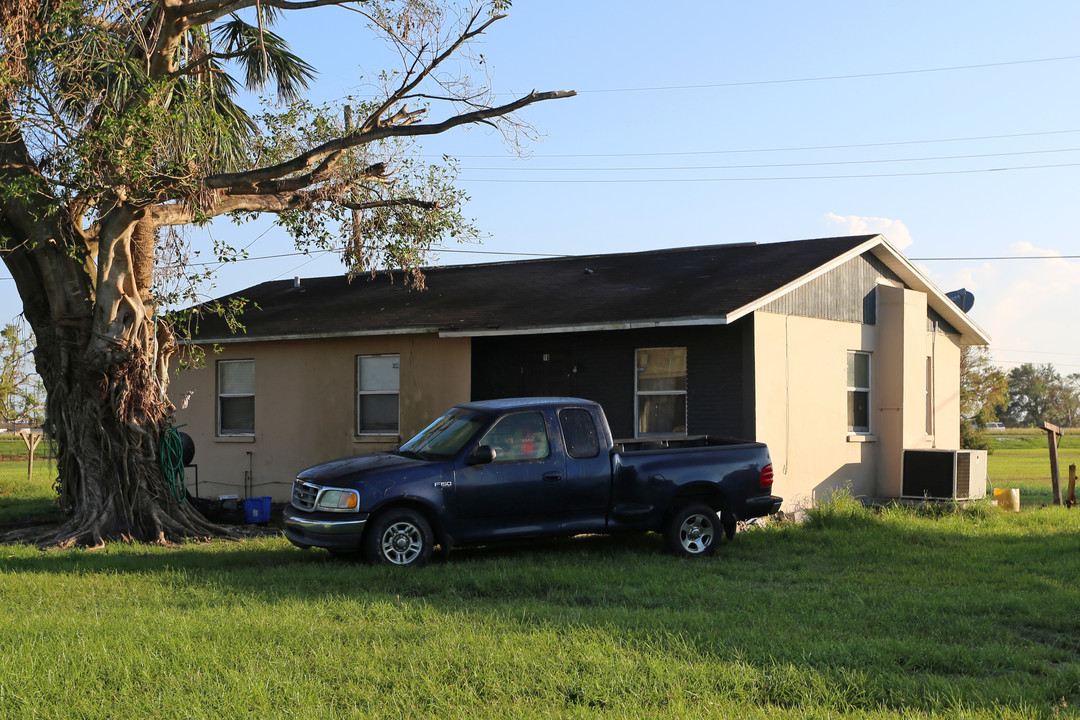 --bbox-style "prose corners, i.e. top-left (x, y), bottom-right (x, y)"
top-left (364, 508), bottom-right (434, 567)
top-left (664, 503), bottom-right (721, 558)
